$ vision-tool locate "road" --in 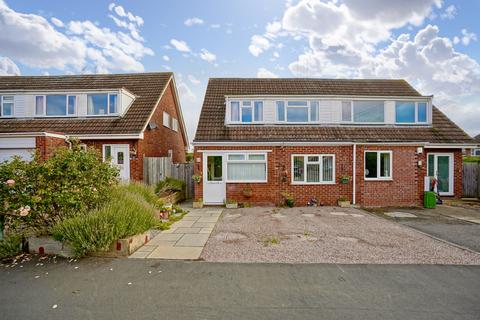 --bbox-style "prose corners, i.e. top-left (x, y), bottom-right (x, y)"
top-left (1, 257), bottom-right (479, 320)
